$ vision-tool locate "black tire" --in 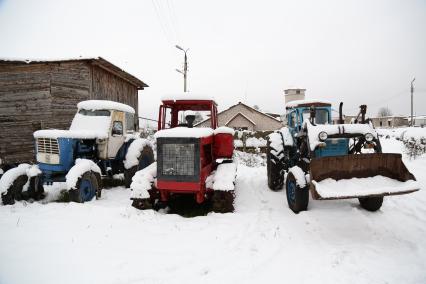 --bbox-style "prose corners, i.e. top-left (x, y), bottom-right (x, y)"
top-left (211, 190), bottom-right (235, 213)
top-left (93, 172), bottom-right (102, 199)
top-left (358, 196), bottom-right (383, 212)
top-left (1, 174), bottom-right (28, 205)
top-left (266, 139), bottom-right (285, 191)
top-left (124, 145), bottom-right (154, 188)
top-left (69, 172), bottom-right (99, 203)
top-left (285, 172), bottom-right (309, 214)
top-left (27, 175), bottom-right (45, 201)
top-left (131, 198), bottom-right (153, 210)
